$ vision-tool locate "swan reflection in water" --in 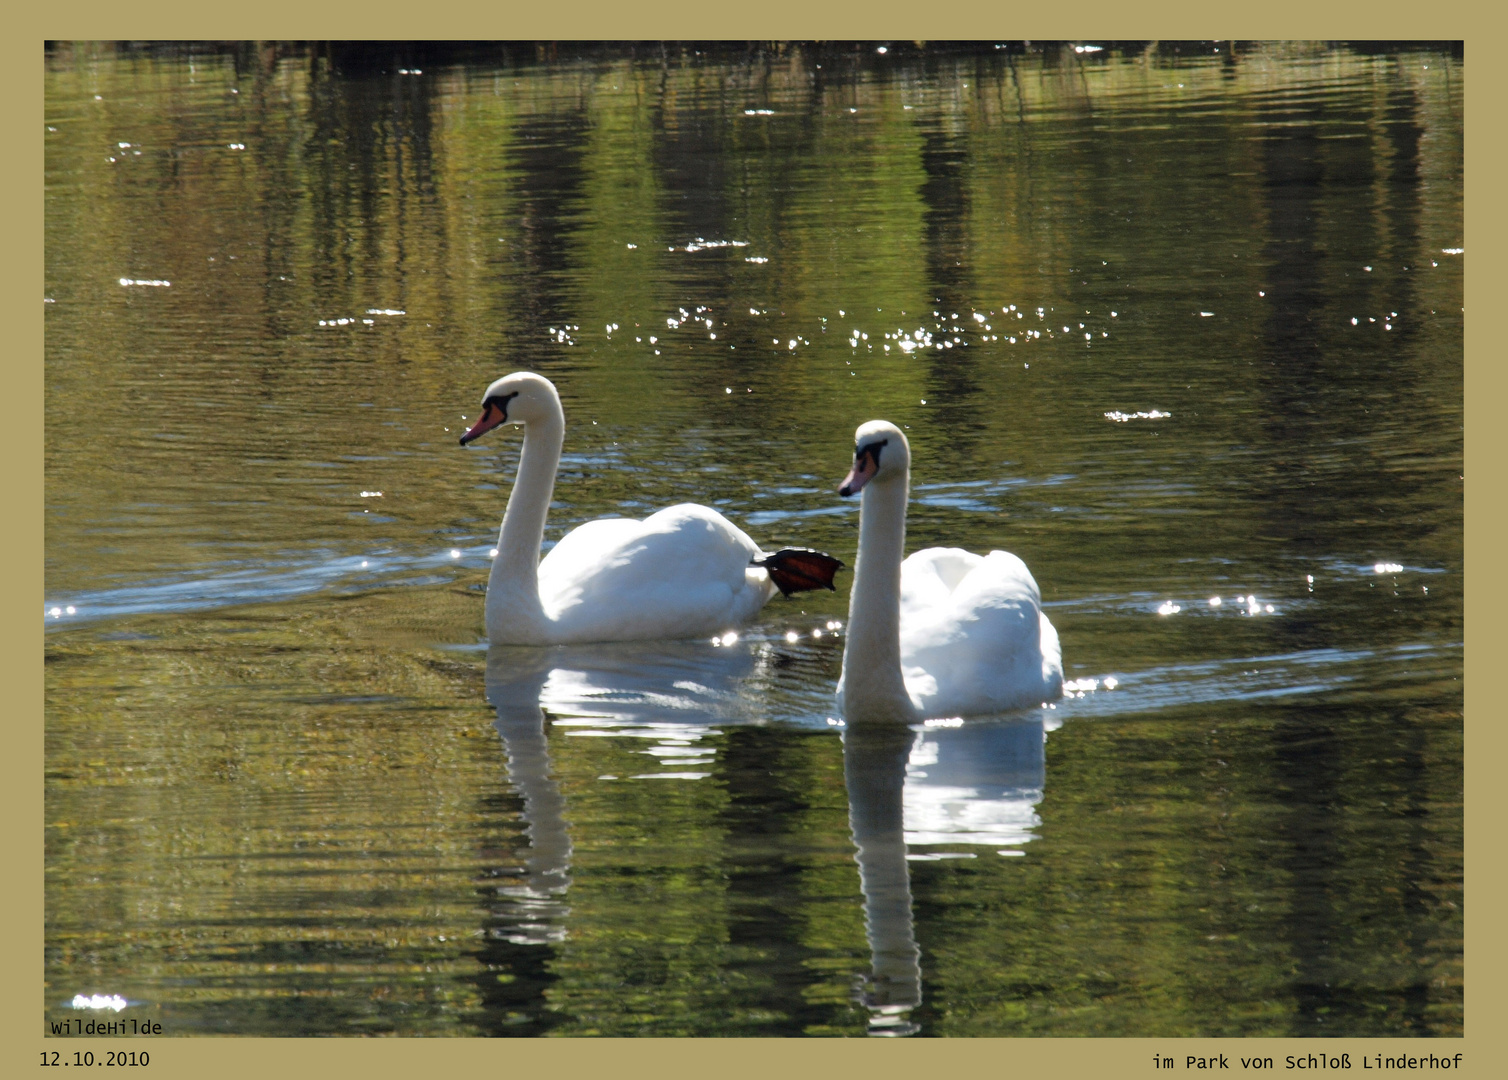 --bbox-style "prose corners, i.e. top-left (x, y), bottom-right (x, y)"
top-left (484, 647), bottom-right (574, 945)
top-left (844, 711), bottom-right (1050, 1036)
top-left (482, 640), bottom-right (766, 944)
top-left (482, 641), bottom-right (1050, 1035)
